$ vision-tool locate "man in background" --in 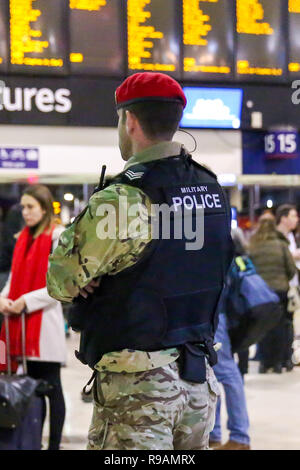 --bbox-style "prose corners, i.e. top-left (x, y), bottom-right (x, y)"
top-left (276, 204), bottom-right (300, 371)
